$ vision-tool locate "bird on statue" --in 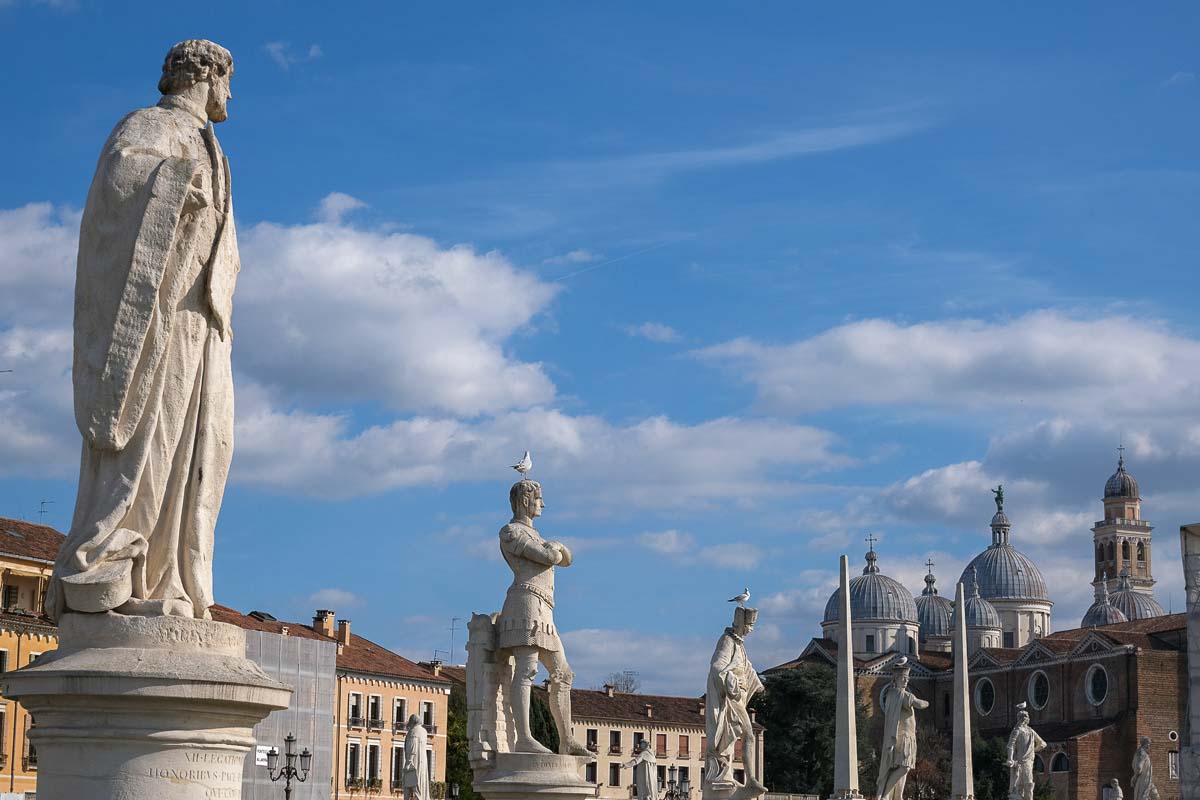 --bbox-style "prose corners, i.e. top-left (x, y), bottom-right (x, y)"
top-left (728, 587), bottom-right (750, 606)
top-left (511, 450), bottom-right (532, 477)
